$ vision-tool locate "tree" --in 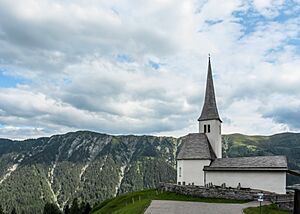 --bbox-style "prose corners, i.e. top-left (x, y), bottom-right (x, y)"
top-left (79, 202), bottom-right (91, 214)
top-left (70, 198), bottom-right (80, 214)
top-left (43, 202), bottom-right (62, 214)
top-left (83, 203), bottom-right (92, 214)
top-left (0, 205), bottom-right (4, 214)
top-left (11, 207), bottom-right (17, 214)
top-left (63, 204), bottom-right (70, 214)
